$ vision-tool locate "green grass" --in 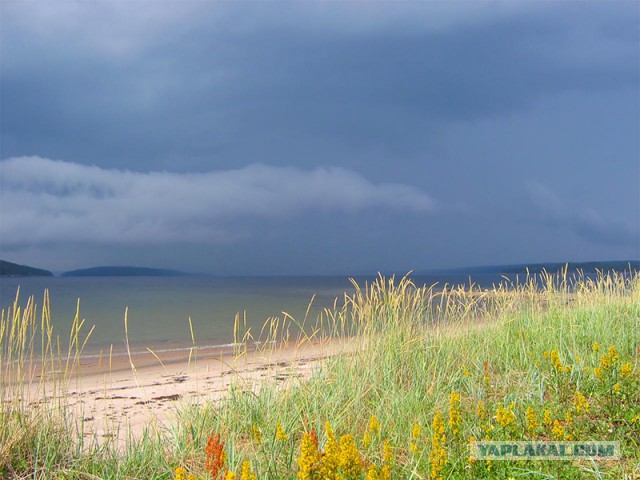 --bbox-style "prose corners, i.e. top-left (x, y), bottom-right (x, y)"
top-left (1, 271), bottom-right (639, 479)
